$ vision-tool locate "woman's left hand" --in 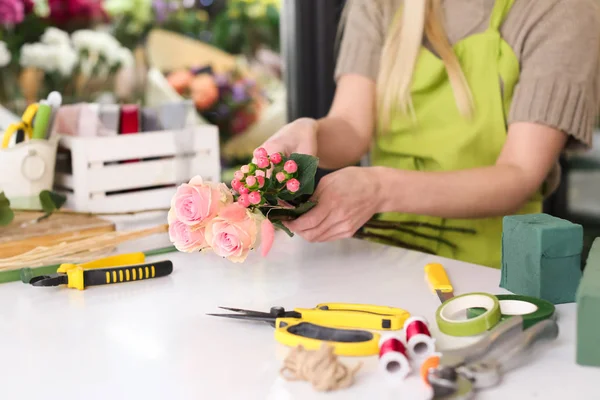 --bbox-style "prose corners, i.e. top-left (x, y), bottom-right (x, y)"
top-left (284, 166), bottom-right (383, 242)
